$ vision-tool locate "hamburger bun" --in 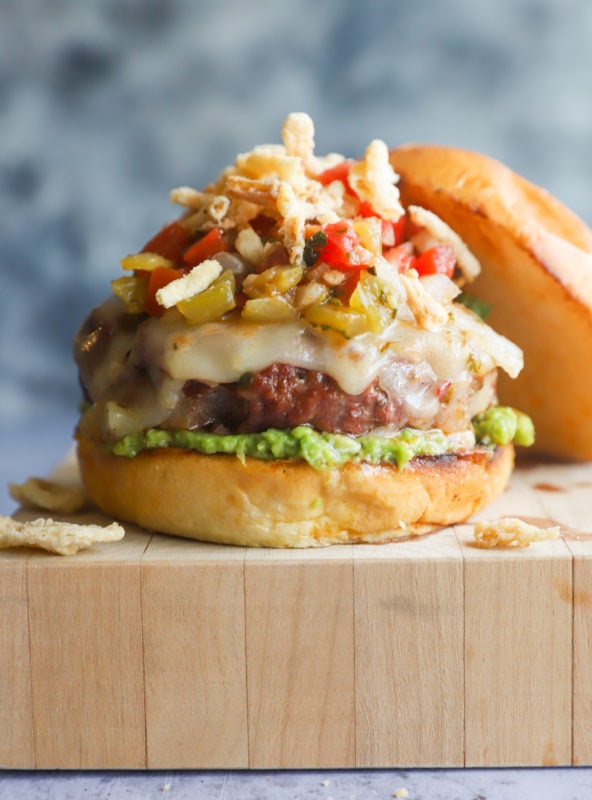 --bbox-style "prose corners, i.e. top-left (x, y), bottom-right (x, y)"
top-left (76, 433), bottom-right (514, 548)
top-left (390, 144), bottom-right (592, 461)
